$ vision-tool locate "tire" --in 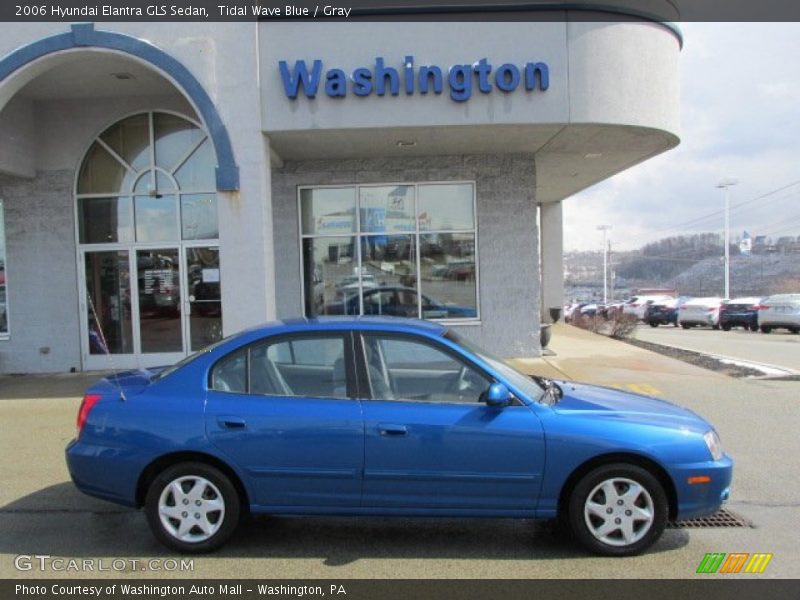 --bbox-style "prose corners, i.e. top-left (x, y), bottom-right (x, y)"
top-left (649, 322), bottom-right (659, 328)
top-left (145, 462), bottom-right (241, 553)
top-left (791, 328), bottom-right (800, 335)
top-left (567, 463), bottom-right (668, 556)
top-left (721, 324), bottom-right (731, 331)
top-left (712, 324), bottom-right (720, 330)
top-left (760, 326), bottom-right (771, 334)
top-left (680, 323), bottom-right (690, 330)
